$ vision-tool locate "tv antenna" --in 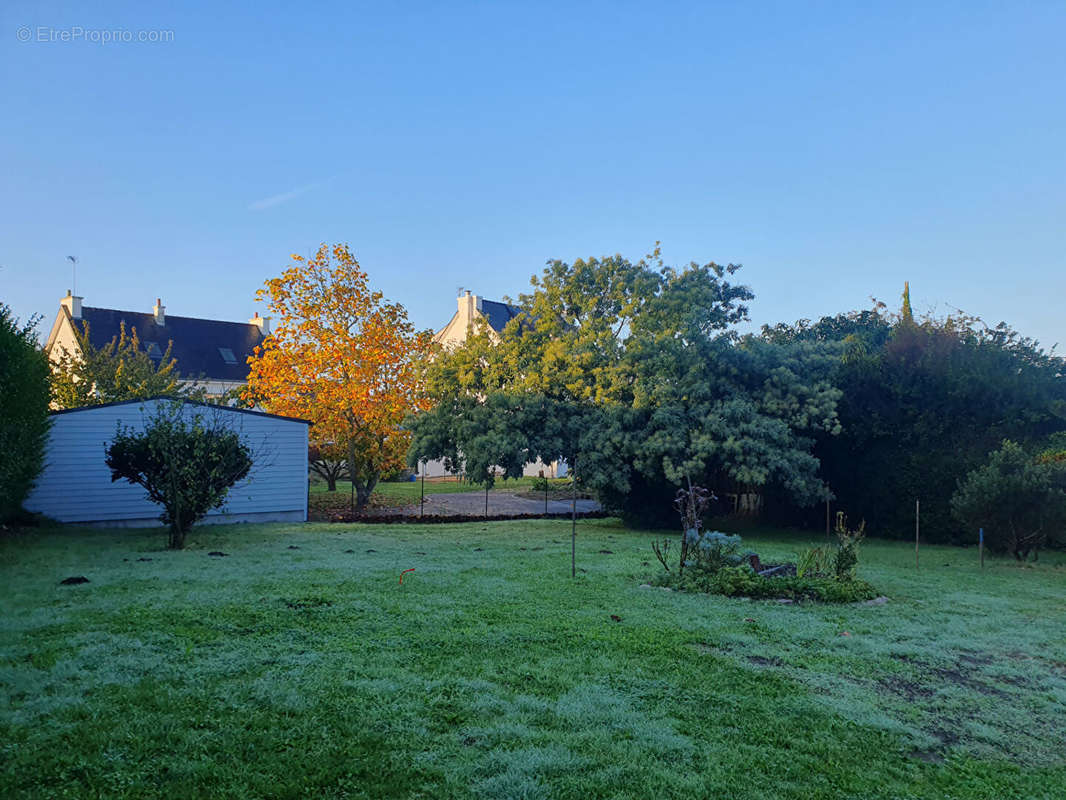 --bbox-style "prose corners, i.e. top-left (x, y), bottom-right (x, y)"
top-left (67, 255), bottom-right (78, 295)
